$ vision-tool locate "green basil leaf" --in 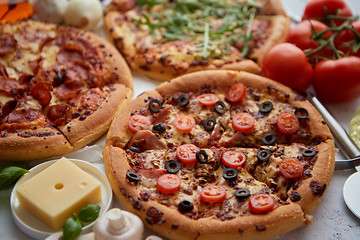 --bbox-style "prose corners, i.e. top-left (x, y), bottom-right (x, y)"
top-left (62, 214), bottom-right (83, 240)
top-left (78, 204), bottom-right (101, 223)
top-left (0, 166), bottom-right (28, 190)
